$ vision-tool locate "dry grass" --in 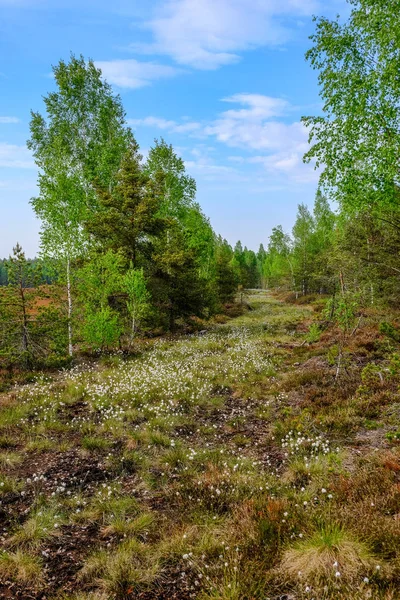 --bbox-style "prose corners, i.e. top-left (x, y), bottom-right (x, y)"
top-left (79, 540), bottom-right (160, 596)
top-left (0, 550), bottom-right (43, 584)
top-left (280, 524), bottom-right (374, 585)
